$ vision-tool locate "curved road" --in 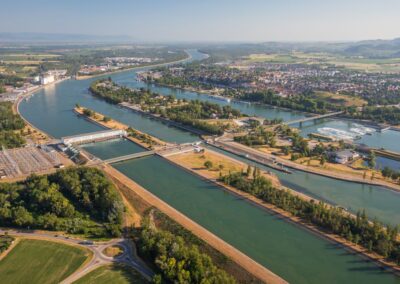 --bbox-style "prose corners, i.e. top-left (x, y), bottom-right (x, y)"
top-left (0, 229), bottom-right (153, 283)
